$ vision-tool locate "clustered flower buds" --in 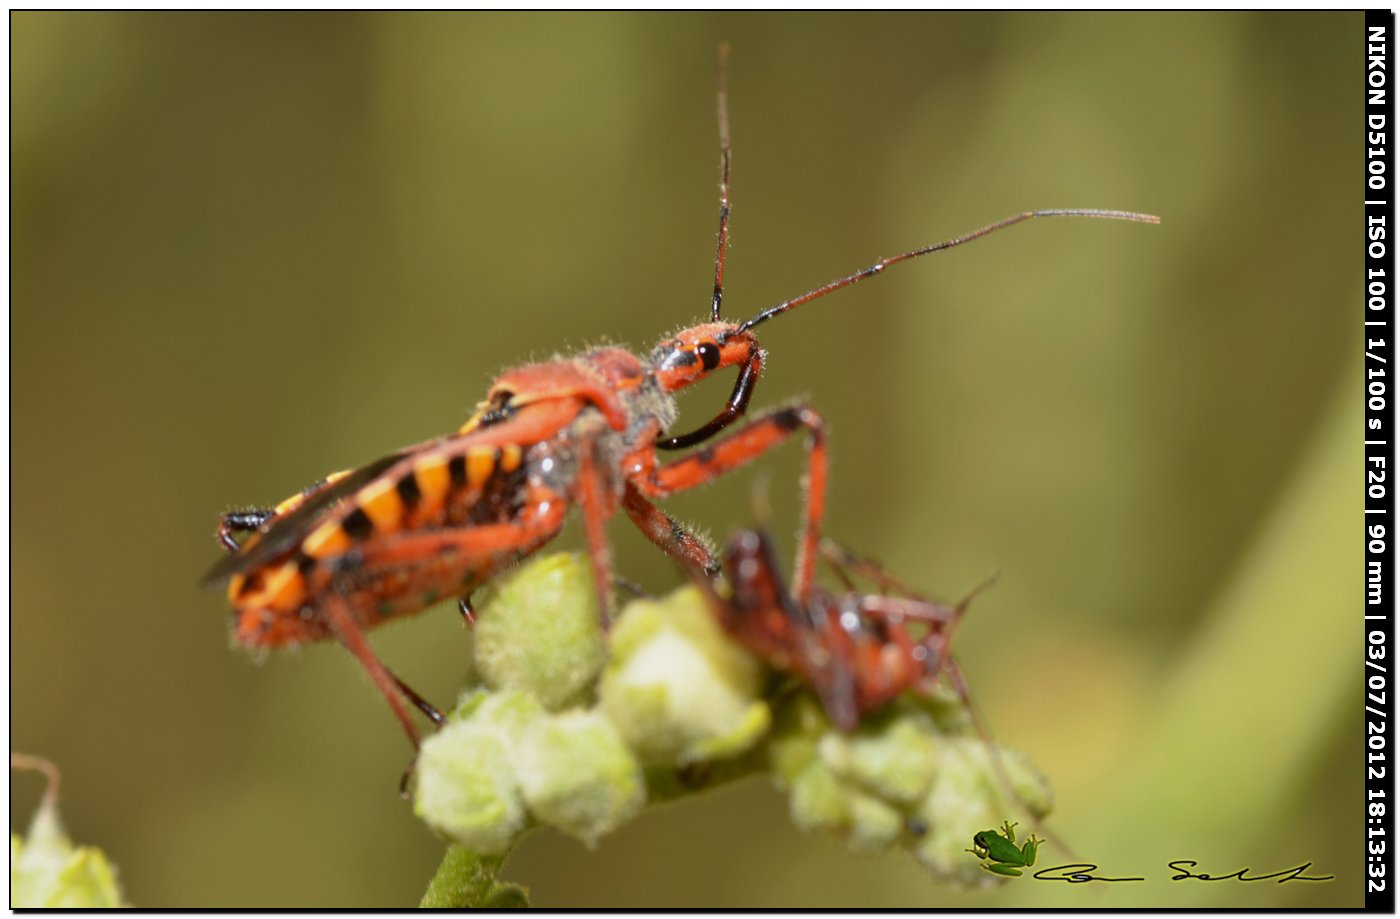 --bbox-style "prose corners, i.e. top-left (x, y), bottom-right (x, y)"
top-left (10, 758), bottom-right (126, 908)
top-left (413, 553), bottom-right (1052, 886)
